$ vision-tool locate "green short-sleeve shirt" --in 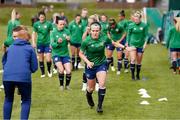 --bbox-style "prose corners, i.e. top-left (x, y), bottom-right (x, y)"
top-left (127, 22), bottom-right (148, 48)
top-left (68, 20), bottom-right (85, 45)
top-left (118, 19), bottom-right (129, 32)
top-left (80, 33), bottom-right (111, 66)
top-left (100, 21), bottom-right (109, 35)
top-left (33, 21), bottom-right (53, 46)
top-left (50, 28), bottom-right (70, 57)
top-left (166, 27), bottom-right (180, 48)
top-left (81, 17), bottom-right (88, 27)
top-left (108, 24), bottom-right (125, 42)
